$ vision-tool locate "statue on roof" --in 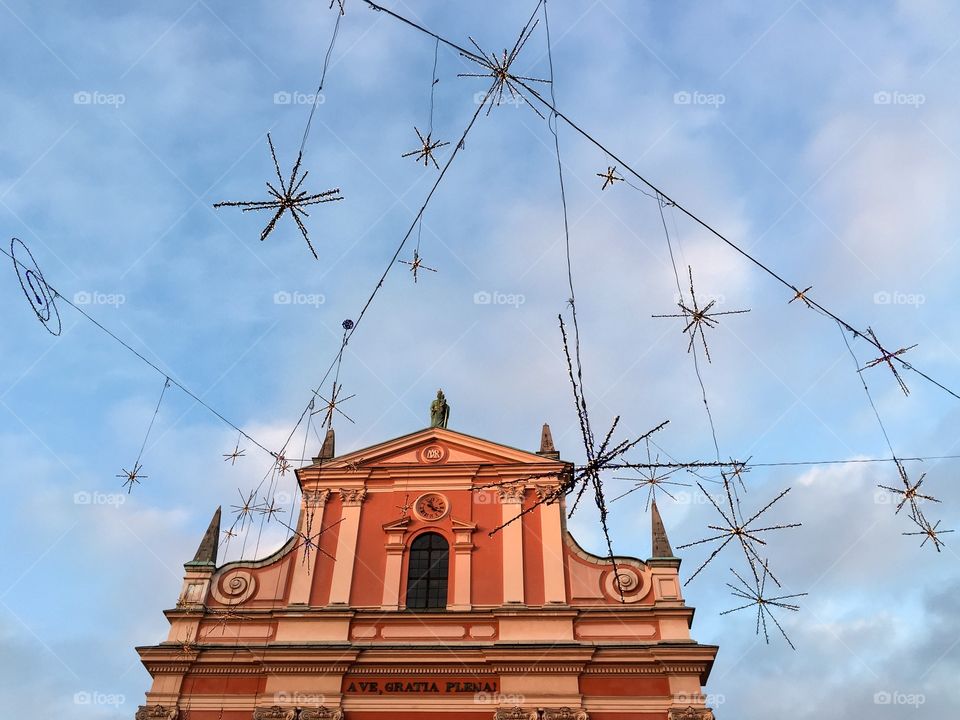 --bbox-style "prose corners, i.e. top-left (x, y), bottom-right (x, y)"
top-left (430, 389), bottom-right (450, 428)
